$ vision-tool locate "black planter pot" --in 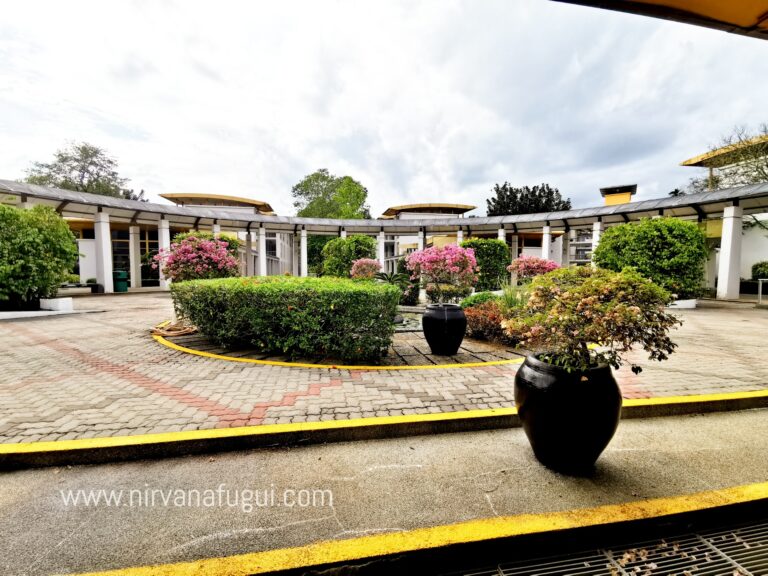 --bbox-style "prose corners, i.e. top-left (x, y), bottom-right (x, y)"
top-left (514, 355), bottom-right (622, 473)
top-left (422, 303), bottom-right (467, 356)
